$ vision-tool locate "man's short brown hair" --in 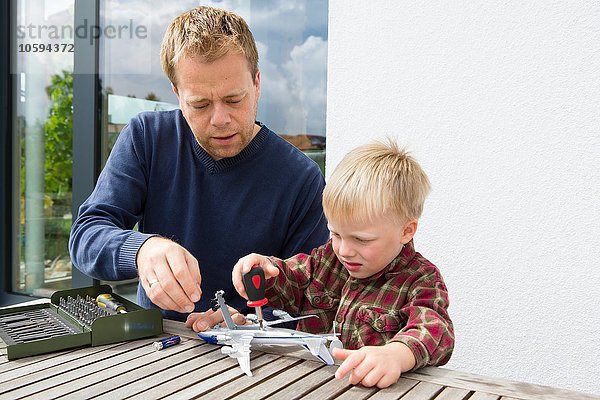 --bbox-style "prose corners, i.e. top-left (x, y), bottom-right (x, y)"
top-left (160, 6), bottom-right (259, 86)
